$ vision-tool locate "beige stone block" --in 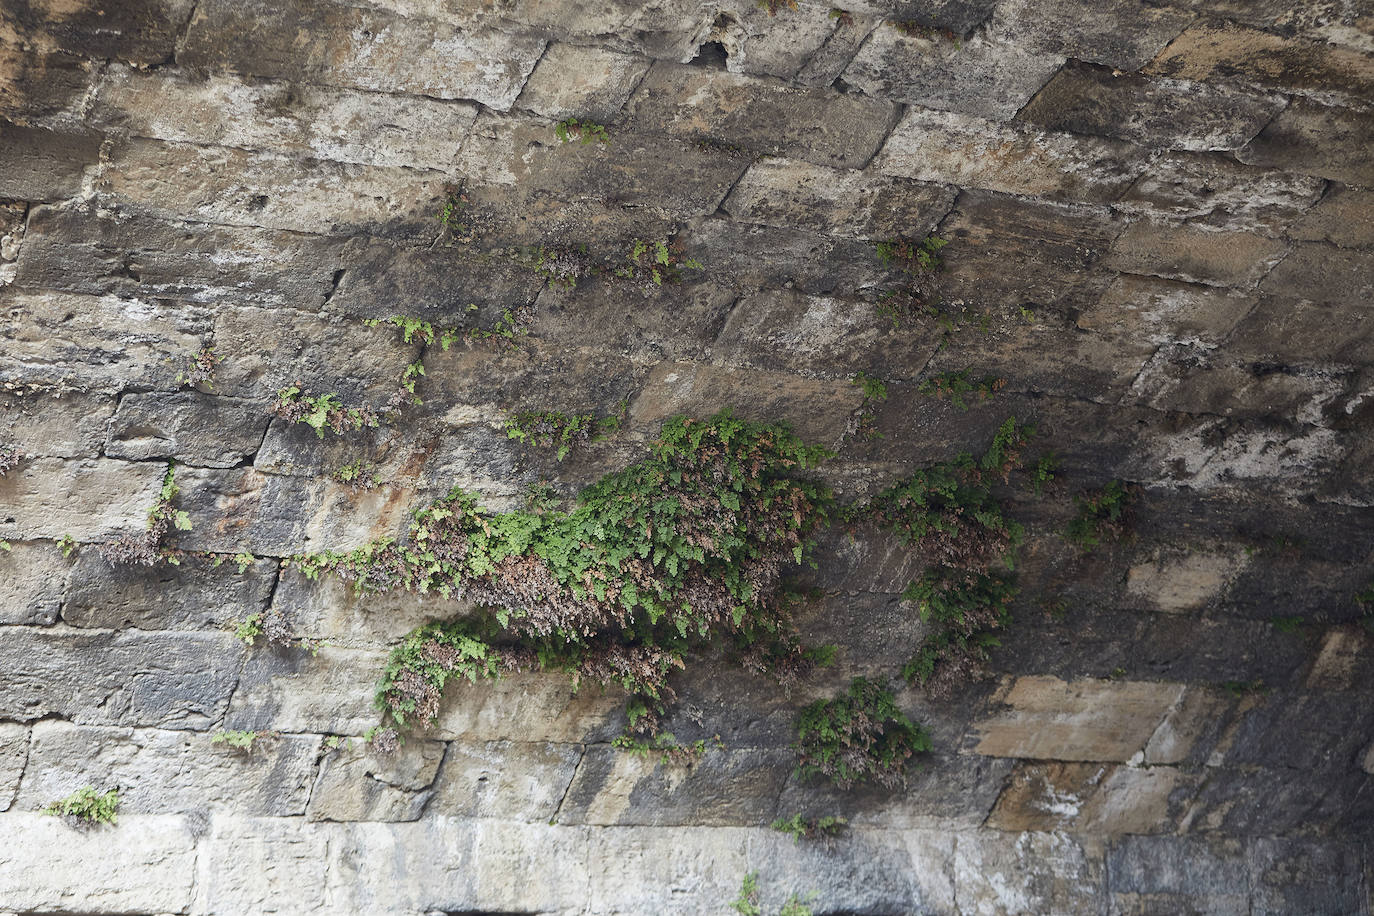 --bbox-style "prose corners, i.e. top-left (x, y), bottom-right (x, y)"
top-left (1144, 686), bottom-right (1232, 765)
top-left (1105, 220), bottom-right (1288, 287)
top-left (516, 42), bottom-right (650, 121)
top-left (1305, 625), bottom-right (1370, 690)
top-left (429, 739), bottom-right (581, 822)
top-left (971, 676), bottom-right (1184, 762)
top-left (307, 737), bottom-right (445, 822)
top-left (1126, 548), bottom-right (1249, 613)
top-left (0, 723), bottom-right (25, 811)
top-left (0, 457), bottom-right (164, 541)
top-left (987, 761), bottom-right (1189, 834)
